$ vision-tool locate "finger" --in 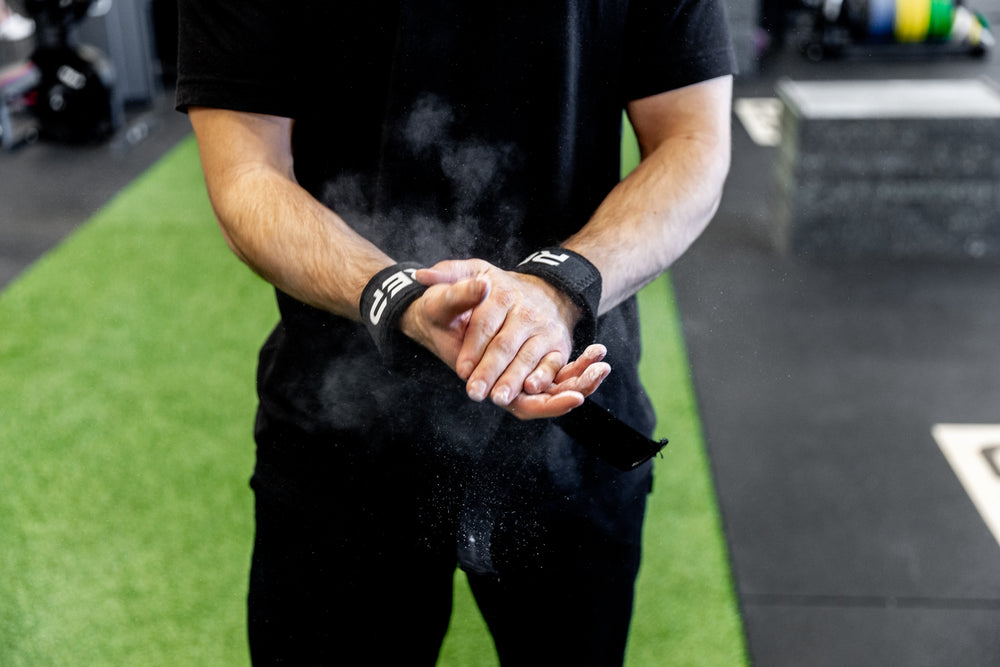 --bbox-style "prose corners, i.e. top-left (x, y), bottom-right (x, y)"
top-left (490, 338), bottom-right (564, 407)
top-left (415, 259), bottom-right (488, 286)
top-left (435, 276), bottom-right (490, 322)
top-left (463, 311), bottom-right (522, 401)
top-left (551, 361), bottom-right (611, 398)
top-left (456, 293), bottom-right (512, 385)
top-left (553, 344), bottom-right (608, 384)
top-left (419, 277), bottom-right (488, 332)
top-left (507, 359), bottom-right (610, 418)
top-left (506, 390), bottom-right (585, 420)
top-left (523, 350), bottom-right (565, 395)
